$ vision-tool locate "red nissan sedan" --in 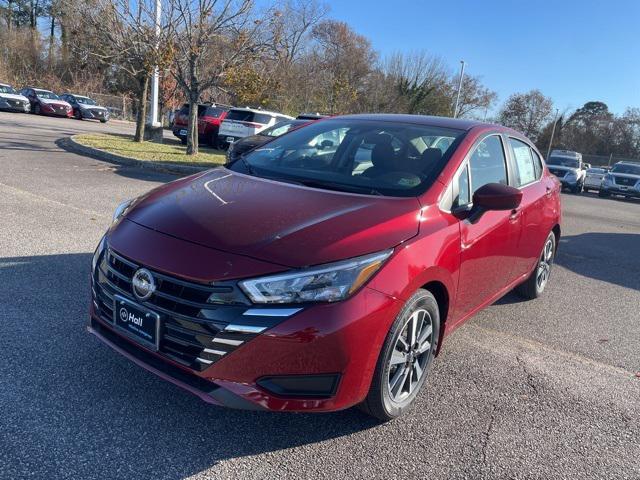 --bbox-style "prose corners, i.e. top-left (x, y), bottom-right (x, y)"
top-left (88, 114), bottom-right (561, 421)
